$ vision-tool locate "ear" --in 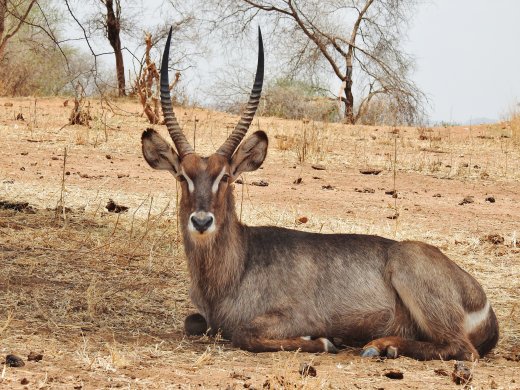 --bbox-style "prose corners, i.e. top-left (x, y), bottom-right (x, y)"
top-left (230, 131), bottom-right (268, 180)
top-left (141, 128), bottom-right (181, 176)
